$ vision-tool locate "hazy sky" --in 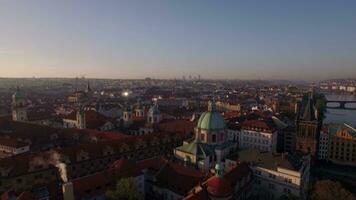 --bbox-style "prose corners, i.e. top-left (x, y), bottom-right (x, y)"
top-left (1, 0), bottom-right (356, 80)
